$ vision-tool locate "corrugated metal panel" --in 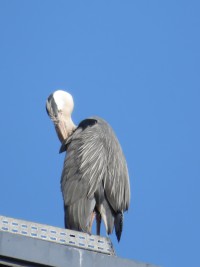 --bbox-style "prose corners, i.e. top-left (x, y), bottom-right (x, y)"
top-left (0, 215), bottom-right (115, 255)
